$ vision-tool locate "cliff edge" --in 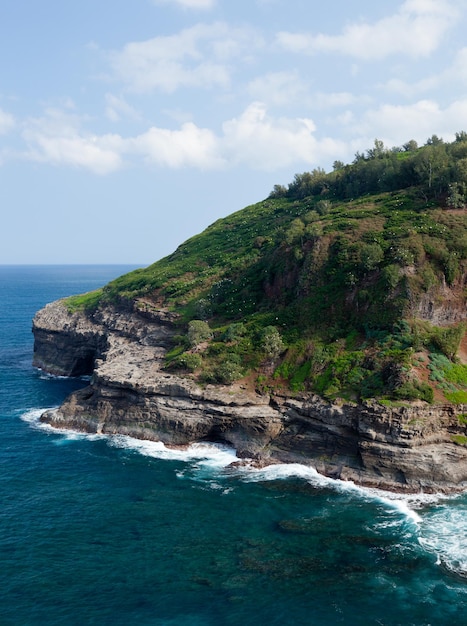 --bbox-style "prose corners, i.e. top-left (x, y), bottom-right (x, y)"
top-left (33, 299), bottom-right (467, 494)
top-left (31, 137), bottom-right (467, 493)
